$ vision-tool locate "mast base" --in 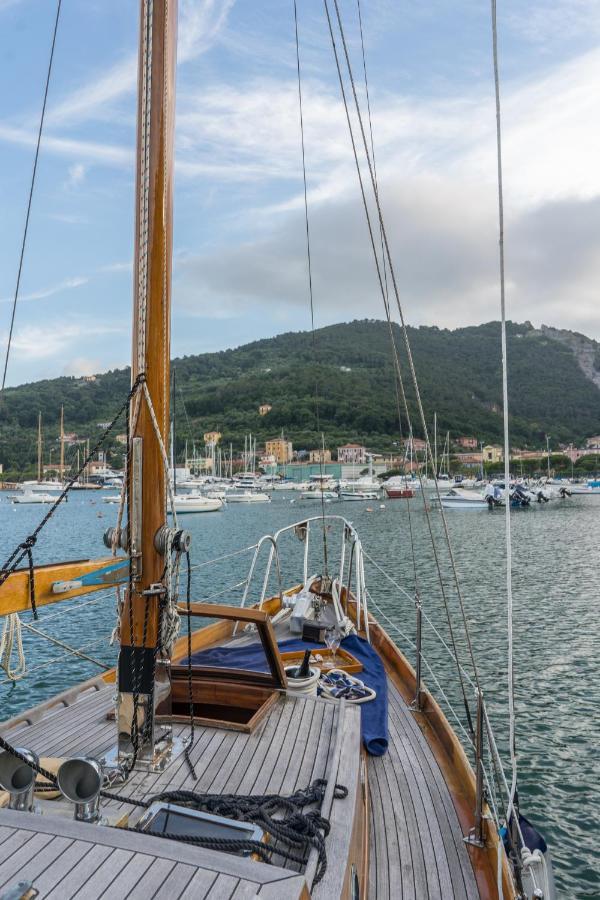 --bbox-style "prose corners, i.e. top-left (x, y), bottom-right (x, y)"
top-left (101, 734), bottom-right (186, 775)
